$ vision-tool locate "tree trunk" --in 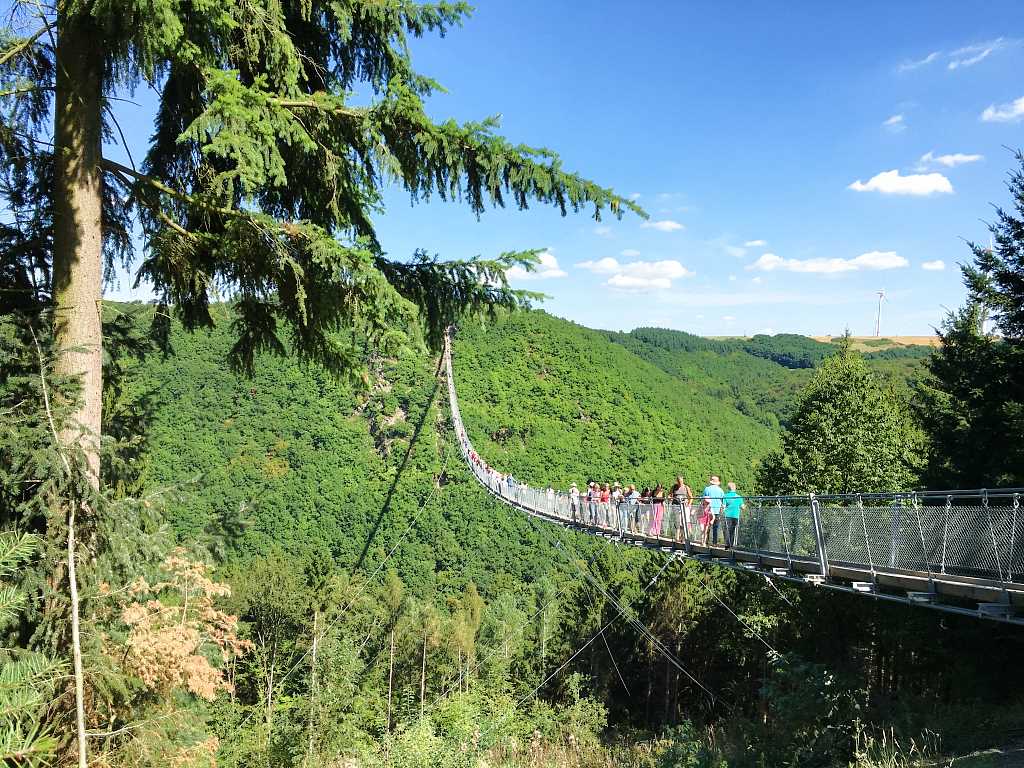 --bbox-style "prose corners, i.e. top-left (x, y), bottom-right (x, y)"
top-left (306, 610), bottom-right (320, 765)
top-left (664, 656), bottom-right (671, 726)
top-left (266, 641), bottom-right (277, 731)
top-left (645, 637), bottom-right (654, 725)
top-left (540, 614), bottom-right (546, 681)
top-left (387, 626), bottom-right (395, 731)
top-left (53, 7), bottom-right (105, 485)
top-left (419, 635), bottom-right (427, 720)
